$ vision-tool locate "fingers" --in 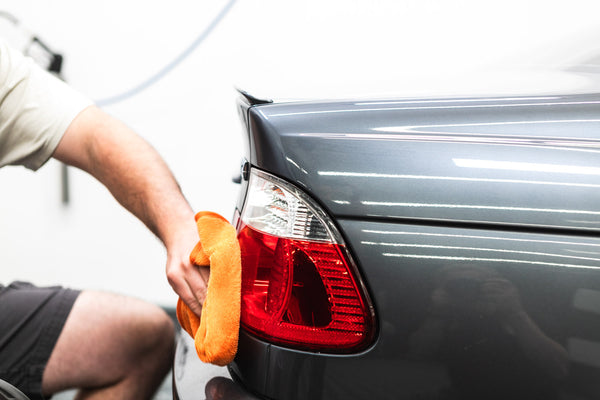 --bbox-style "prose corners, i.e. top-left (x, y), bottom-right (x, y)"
top-left (167, 257), bottom-right (209, 317)
top-left (480, 278), bottom-right (522, 315)
top-left (198, 265), bottom-right (210, 289)
top-left (205, 377), bottom-right (251, 400)
top-left (481, 278), bottom-right (517, 296)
